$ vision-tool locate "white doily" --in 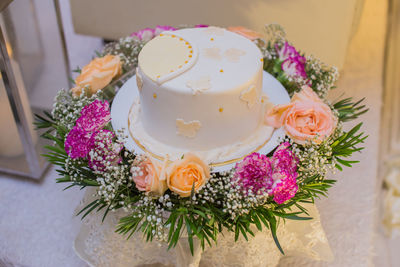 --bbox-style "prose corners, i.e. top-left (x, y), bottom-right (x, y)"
top-left (74, 188), bottom-right (333, 267)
